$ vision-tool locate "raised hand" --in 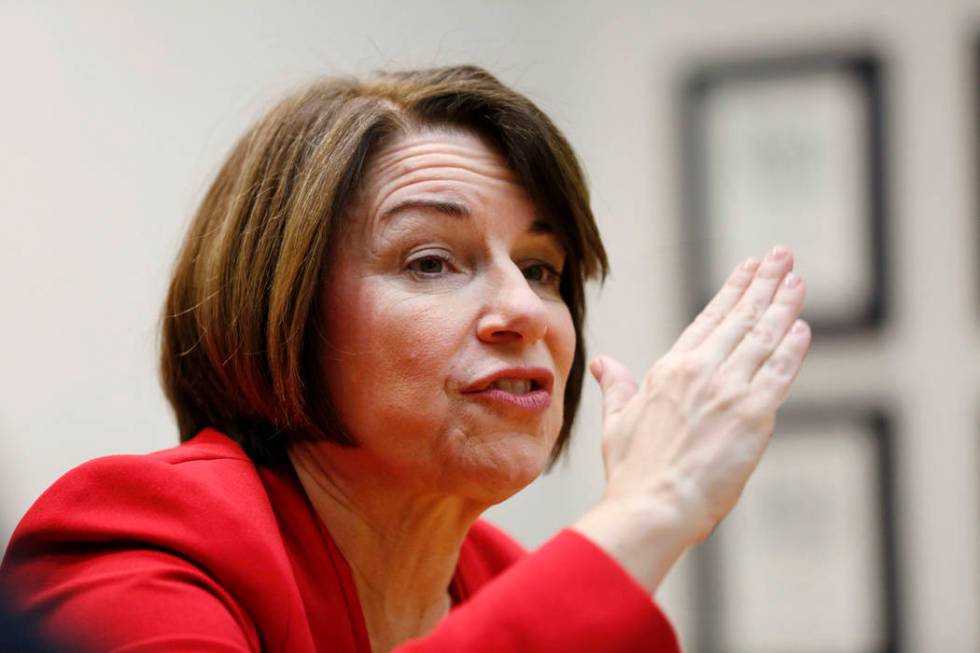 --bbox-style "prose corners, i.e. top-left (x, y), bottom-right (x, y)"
top-left (574, 247), bottom-right (811, 593)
